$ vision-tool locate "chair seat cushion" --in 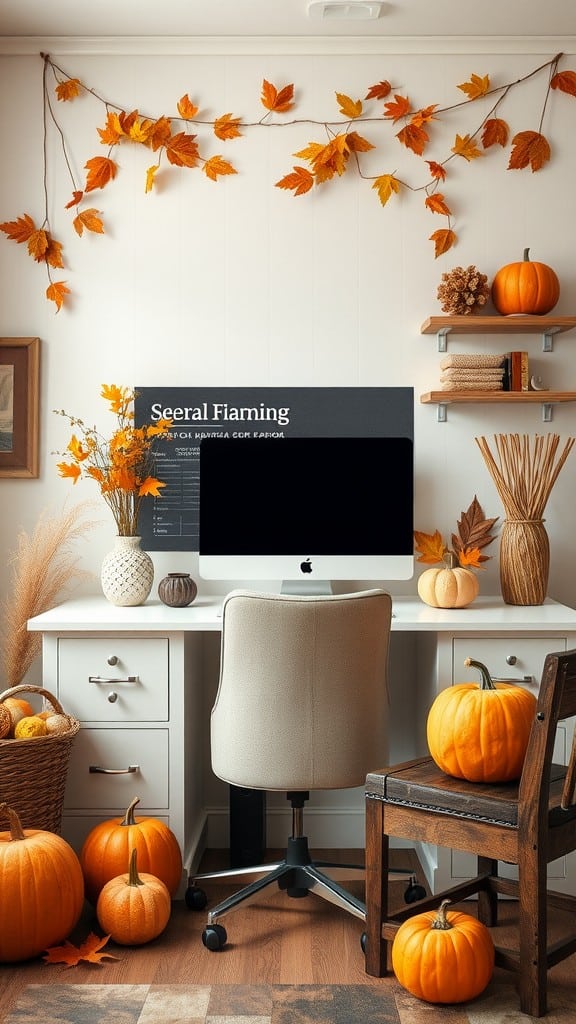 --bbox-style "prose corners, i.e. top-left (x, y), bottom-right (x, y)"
top-left (366, 757), bottom-right (569, 828)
